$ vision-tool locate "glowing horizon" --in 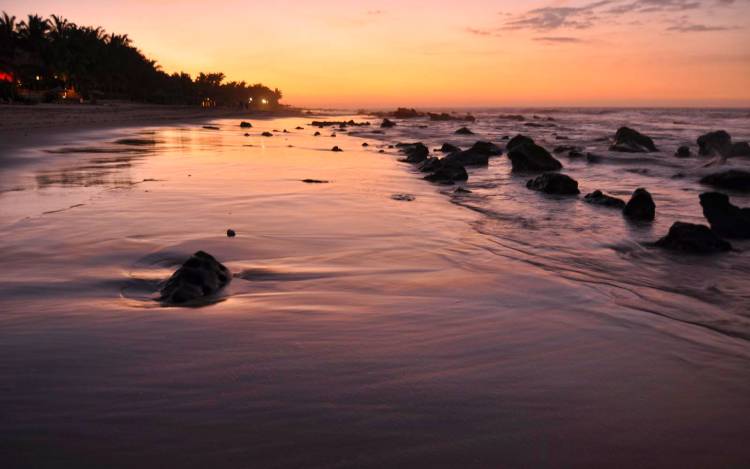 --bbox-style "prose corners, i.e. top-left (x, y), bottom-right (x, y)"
top-left (6, 0), bottom-right (750, 107)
